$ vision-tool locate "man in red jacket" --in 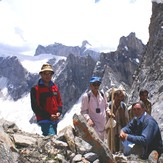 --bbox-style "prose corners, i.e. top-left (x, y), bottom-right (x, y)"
top-left (30, 63), bottom-right (62, 136)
